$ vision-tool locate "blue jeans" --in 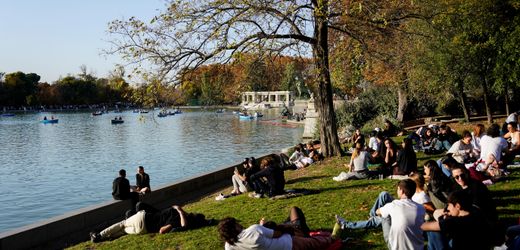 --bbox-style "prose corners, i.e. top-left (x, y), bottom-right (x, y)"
top-left (339, 191), bottom-right (393, 230)
top-left (426, 231), bottom-right (448, 250)
top-left (440, 140), bottom-right (451, 151)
